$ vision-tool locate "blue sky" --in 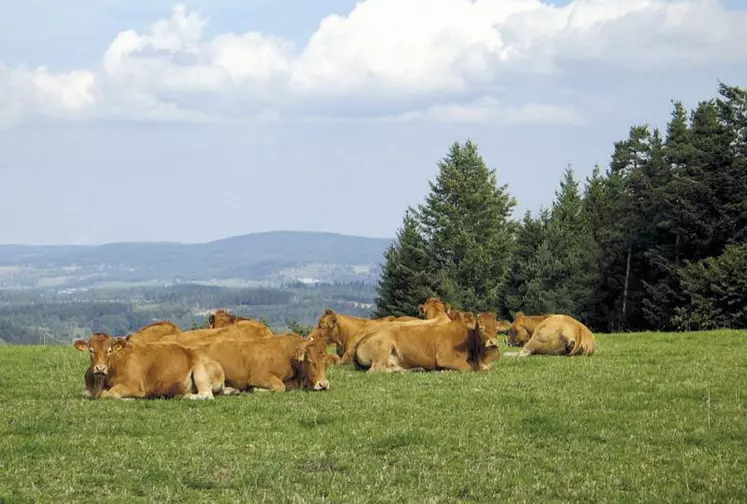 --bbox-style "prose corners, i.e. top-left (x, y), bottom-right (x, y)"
top-left (1, 0), bottom-right (746, 245)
